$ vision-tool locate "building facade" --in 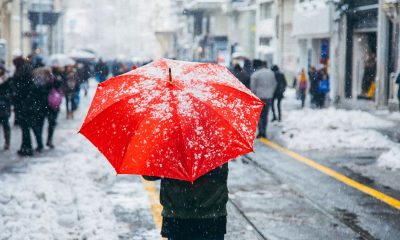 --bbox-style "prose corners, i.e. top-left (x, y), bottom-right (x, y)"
top-left (332, 0), bottom-right (399, 109)
top-left (0, 0), bottom-right (64, 67)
